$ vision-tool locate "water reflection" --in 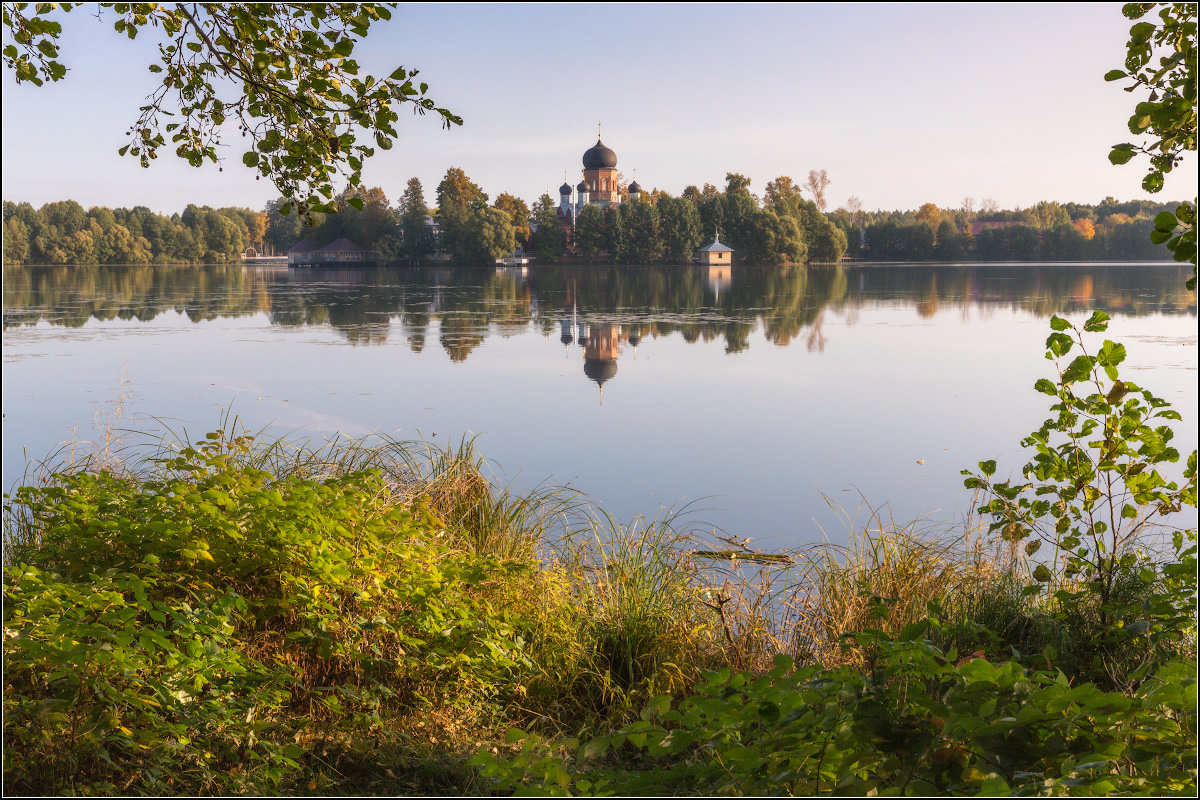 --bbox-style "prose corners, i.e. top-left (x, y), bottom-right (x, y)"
top-left (4, 261), bottom-right (1195, 548)
top-left (5, 263), bottom-right (1195, 375)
